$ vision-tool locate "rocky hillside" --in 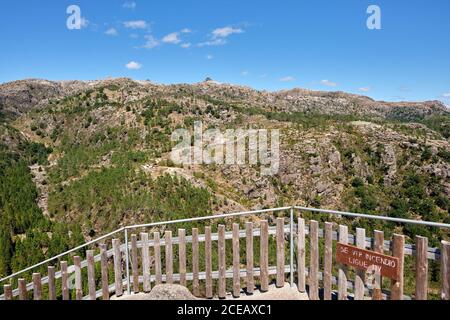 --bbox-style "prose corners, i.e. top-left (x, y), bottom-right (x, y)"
top-left (0, 77), bottom-right (449, 278)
